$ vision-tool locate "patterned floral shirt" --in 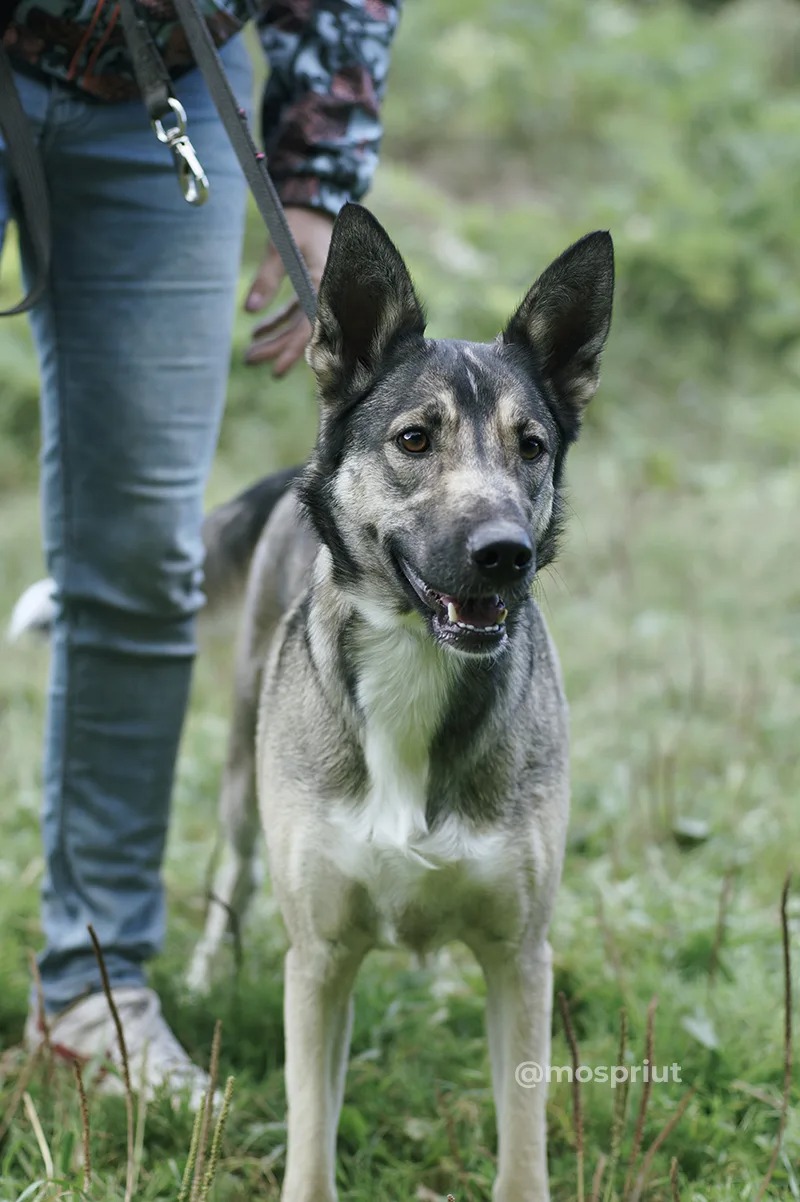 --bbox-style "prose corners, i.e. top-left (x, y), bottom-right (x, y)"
top-left (3, 0), bottom-right (402, 215)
